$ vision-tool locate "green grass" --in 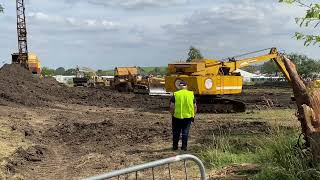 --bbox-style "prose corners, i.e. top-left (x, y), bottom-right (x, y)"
top-left (197, 127), bottom-right (320, 179)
